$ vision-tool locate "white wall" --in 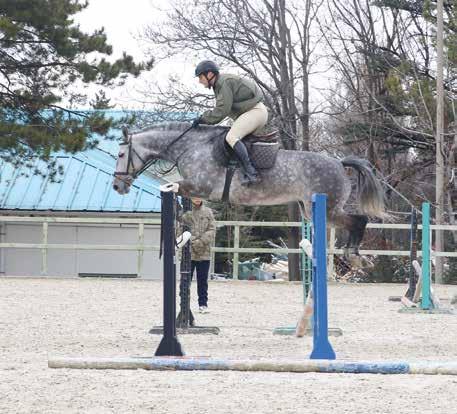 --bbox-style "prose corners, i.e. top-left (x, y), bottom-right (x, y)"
top-left (2, 222), bottom-right (163, 279)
